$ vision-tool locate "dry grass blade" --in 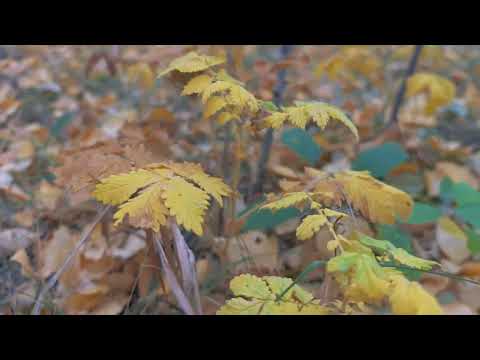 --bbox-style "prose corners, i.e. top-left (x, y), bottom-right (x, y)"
top-left (151, 231), bottom-right (195, 315)
top-left (171, 221), bottom-right (203, 315)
